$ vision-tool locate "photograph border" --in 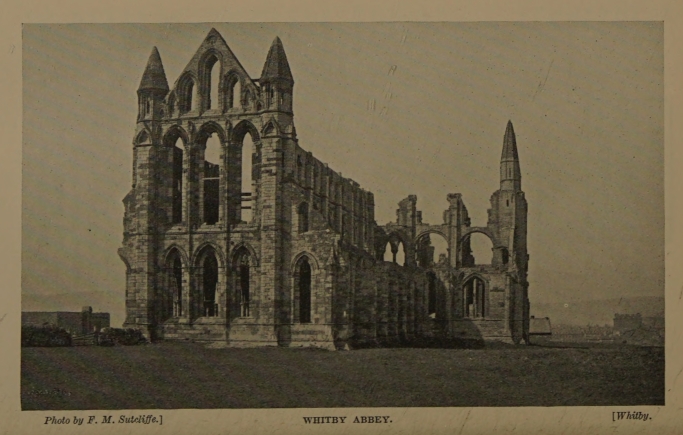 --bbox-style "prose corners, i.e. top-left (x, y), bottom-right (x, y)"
top-left (3, 1), bottom-right (682, 434)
